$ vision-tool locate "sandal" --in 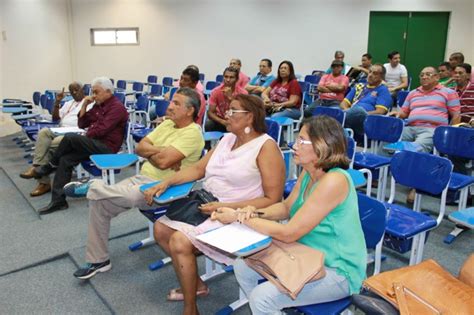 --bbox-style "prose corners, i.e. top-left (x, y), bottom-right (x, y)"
top-left (167, 287), bottom-right (210, 301)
